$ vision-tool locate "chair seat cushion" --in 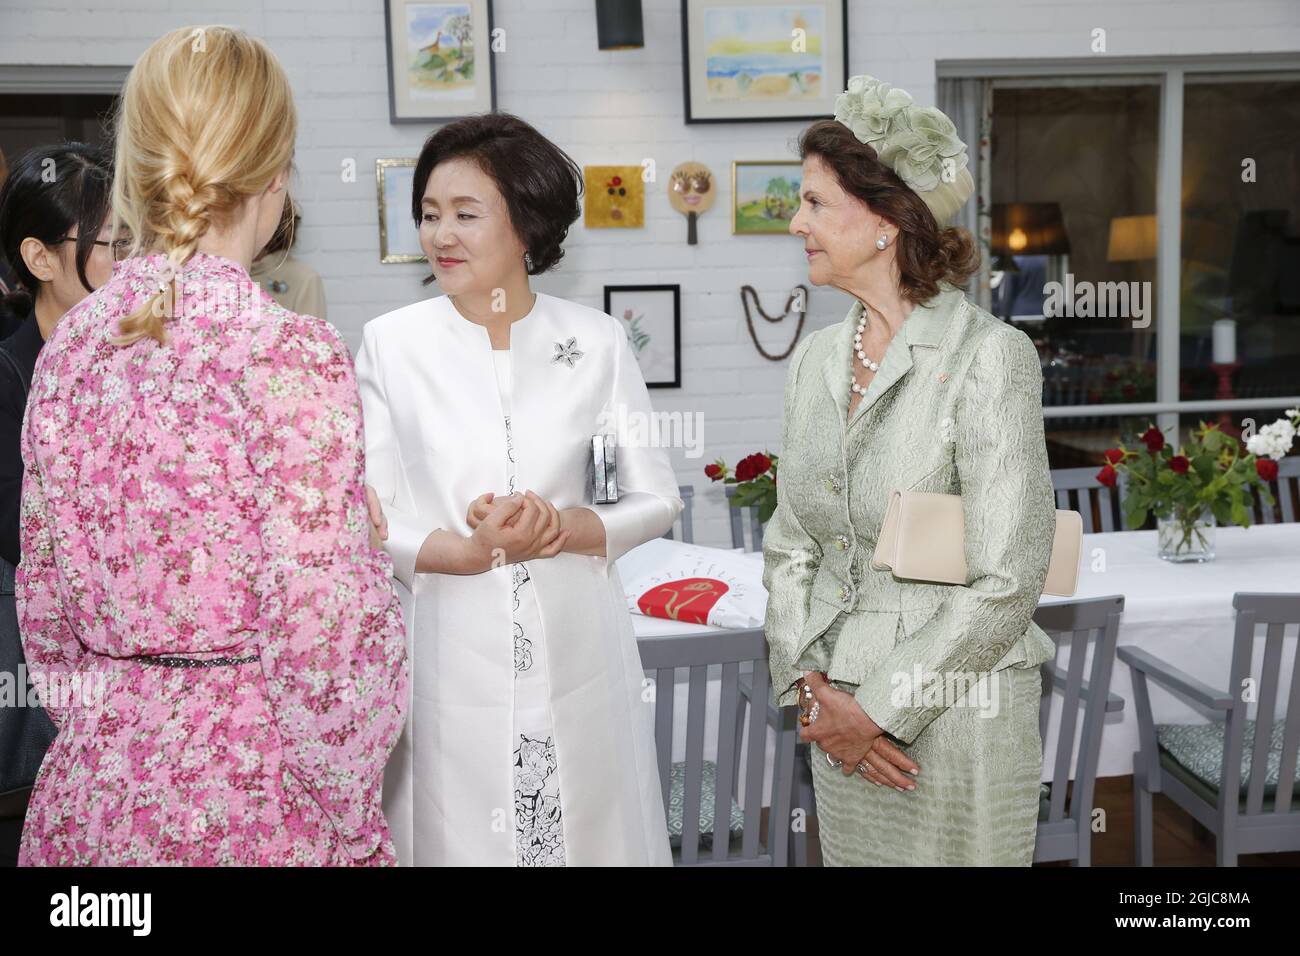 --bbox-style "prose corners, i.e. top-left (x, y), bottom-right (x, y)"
top-left (1156, 718), bottom-right (1294, 797)
top-left (667, 760), bottom-right (747, 848)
